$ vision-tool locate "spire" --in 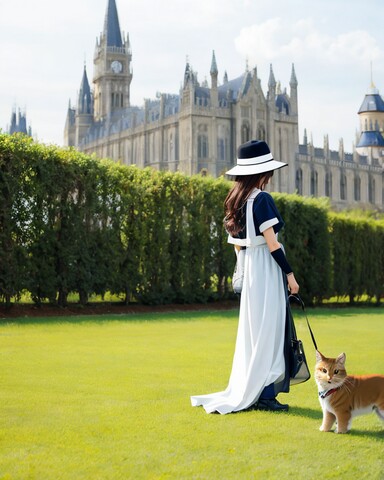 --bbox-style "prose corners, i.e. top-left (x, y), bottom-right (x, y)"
top-left (78, 65), bottom-right (92, 114)
top-left (223, 71), bottom-right (228, 84)
top-left (268, 64), bottom-right (276, 88)
top-left (290, 63), bottom-right (298, 87)
top-left (210, 50), bottom-right (218, 76)
top-left (103, 0), bottom-right (123, 47)
top-left (267, 64), bottom-right (276, 103)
